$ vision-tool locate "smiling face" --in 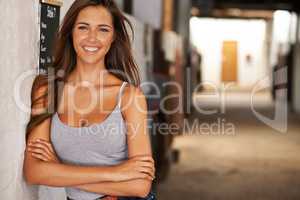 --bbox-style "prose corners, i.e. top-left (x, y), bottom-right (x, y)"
top-left (72, 5), bottom-right (115, 66)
